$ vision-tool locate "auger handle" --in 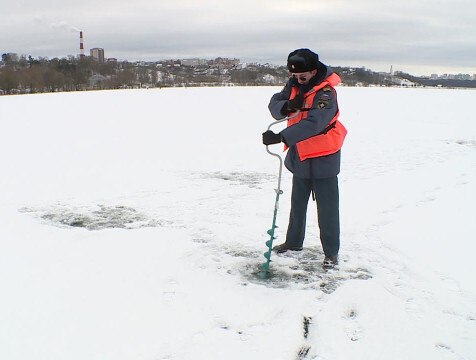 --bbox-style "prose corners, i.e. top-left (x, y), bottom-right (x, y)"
top-left (265, 111), bottom-right (300, 195)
